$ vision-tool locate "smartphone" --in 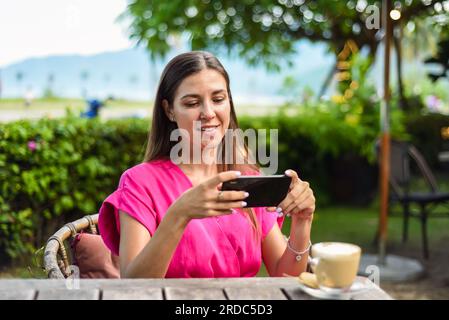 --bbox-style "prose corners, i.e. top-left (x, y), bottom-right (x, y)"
top-left (221, 175), bottom-right (292, 208)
